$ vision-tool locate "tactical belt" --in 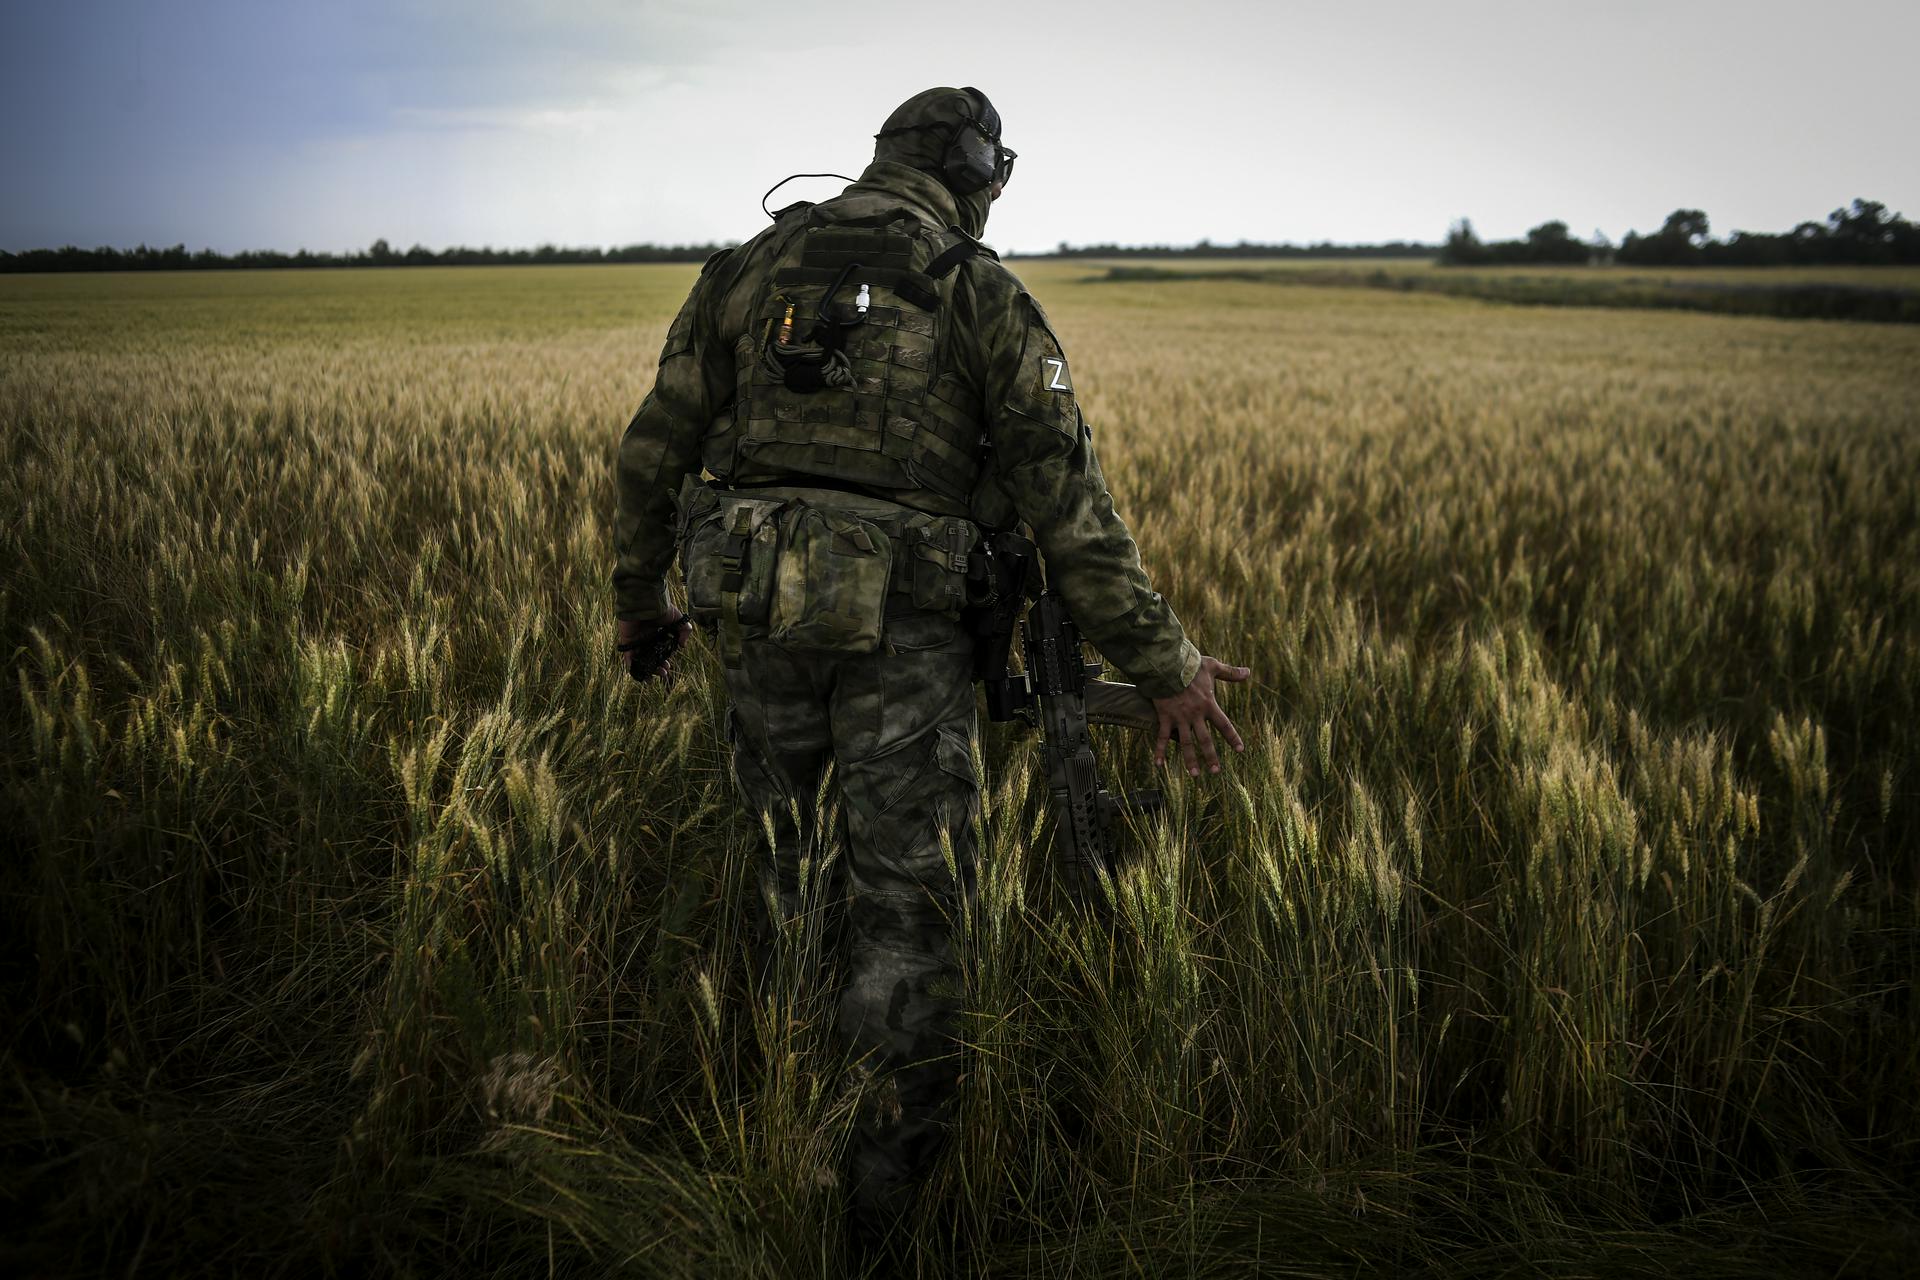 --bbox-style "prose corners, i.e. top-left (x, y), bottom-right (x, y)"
top-left (705, 480), bottom-right (977, 615)
top-left (725, 474), bottom-right (894, 505)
